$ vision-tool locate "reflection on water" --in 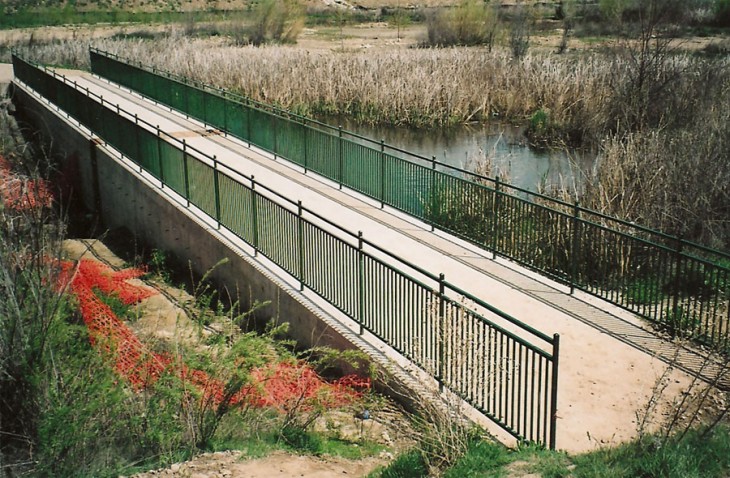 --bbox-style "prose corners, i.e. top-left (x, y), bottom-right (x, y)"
top-left (332, 118), bottom-right (594, 194)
